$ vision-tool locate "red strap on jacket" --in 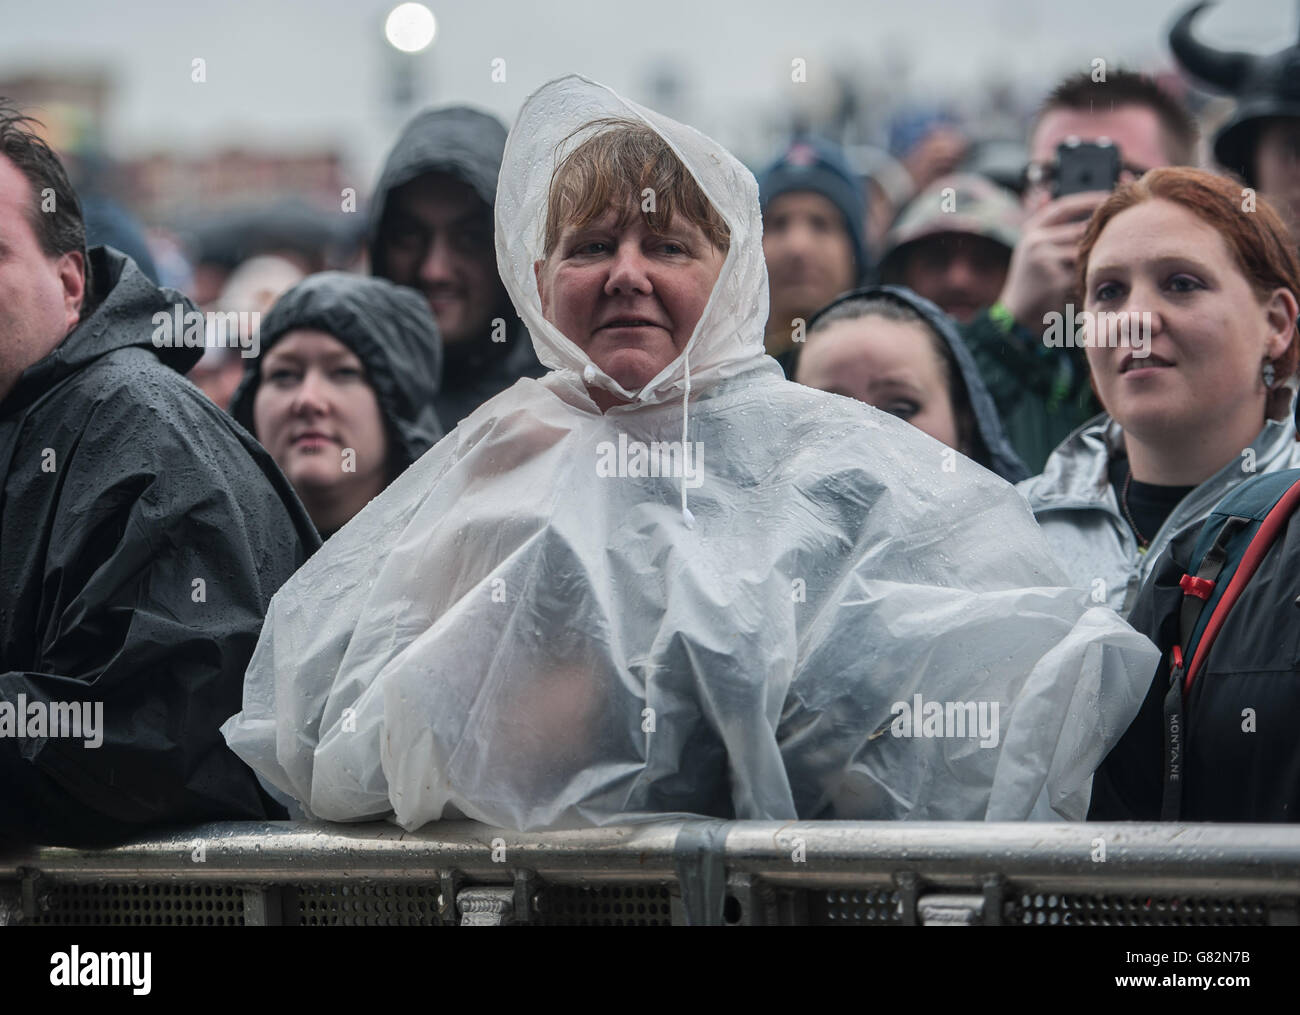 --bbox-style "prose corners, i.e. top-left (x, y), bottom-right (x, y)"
top-left (1184, 478), bottom-right (1300, 693)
